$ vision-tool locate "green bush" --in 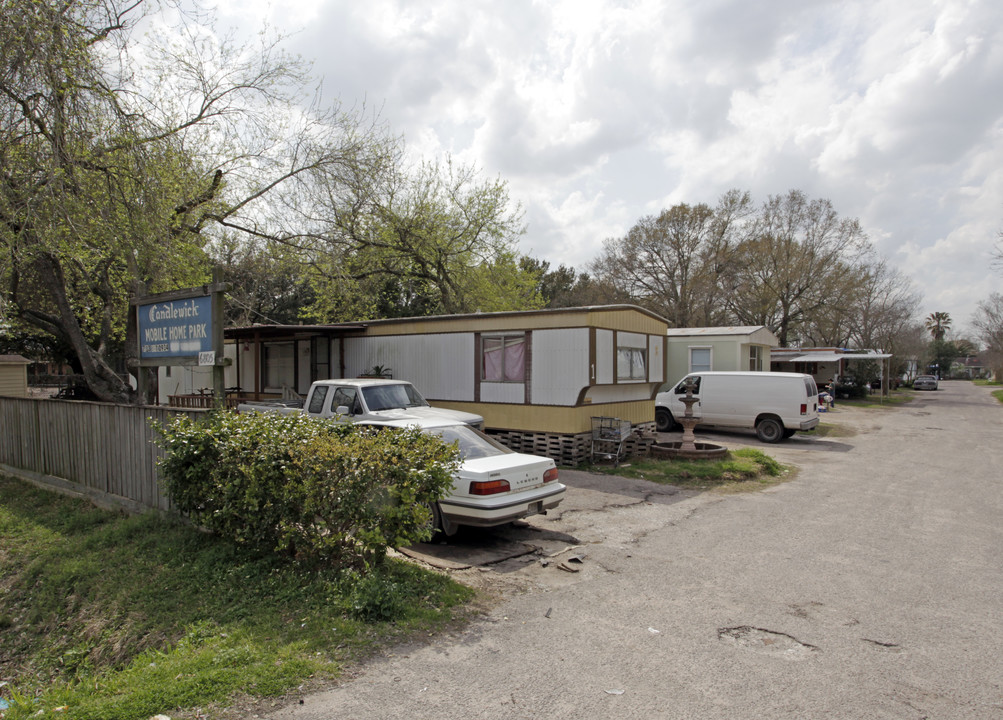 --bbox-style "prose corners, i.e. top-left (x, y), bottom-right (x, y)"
top-left (155, 412), bottom-right (459, 568)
